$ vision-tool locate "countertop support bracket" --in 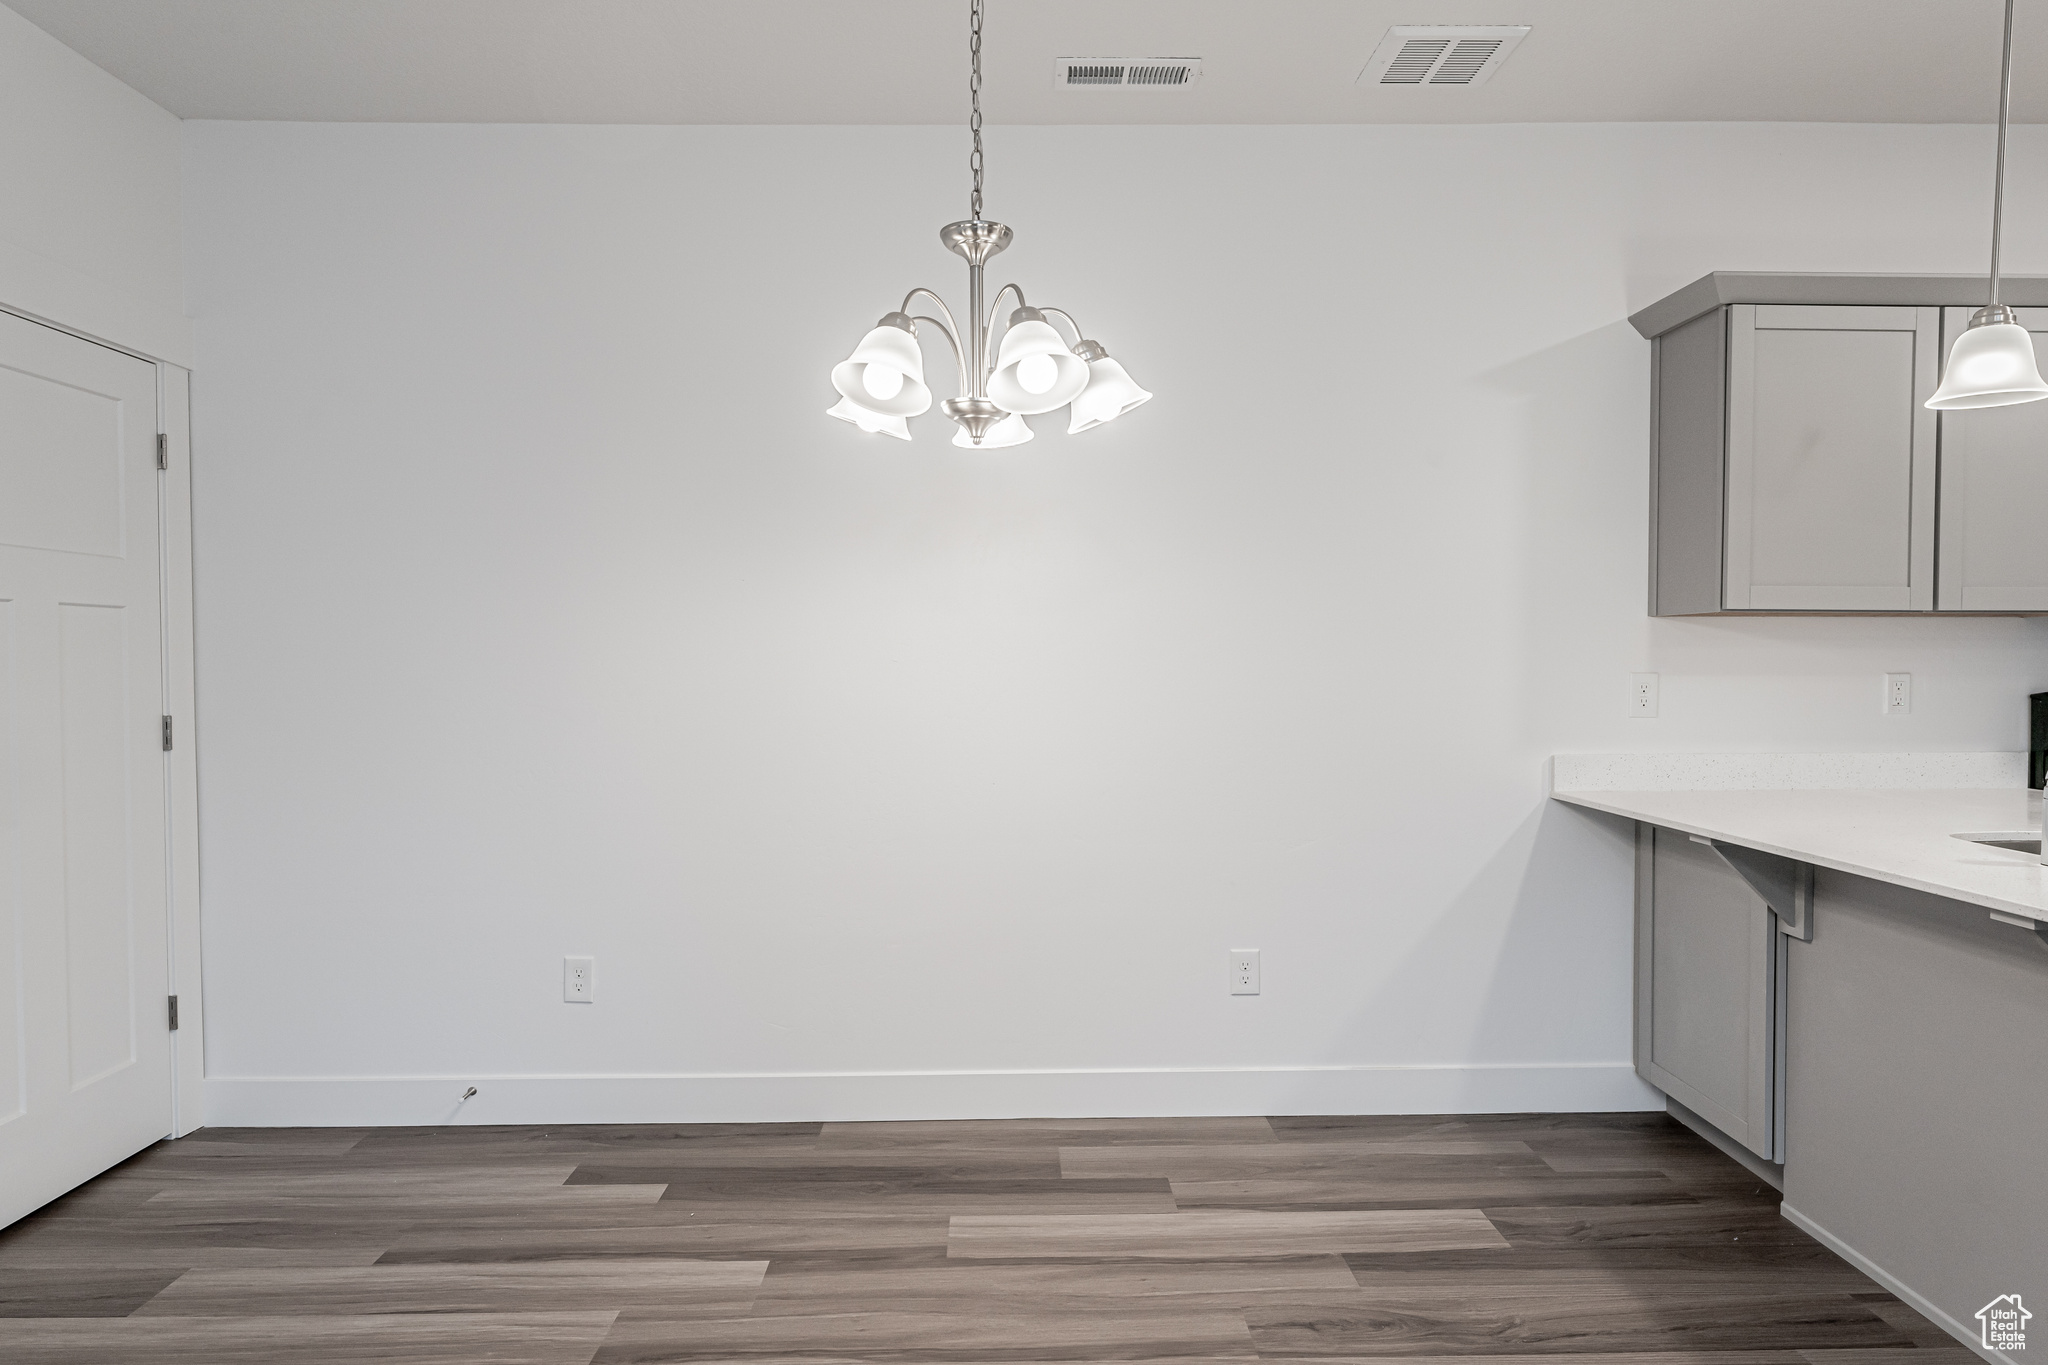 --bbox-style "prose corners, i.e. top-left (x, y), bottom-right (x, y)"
top-left (1710, 841), bottom-right (1815, 941)
top-left (1989, 909), bottom-right (2048, 949)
